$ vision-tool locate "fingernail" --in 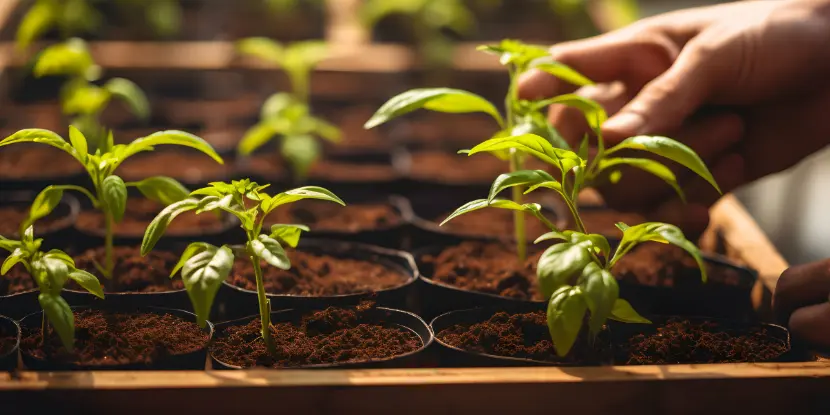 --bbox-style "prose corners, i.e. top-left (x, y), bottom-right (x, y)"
top-left (603, 112), bottom-right (645, 135)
